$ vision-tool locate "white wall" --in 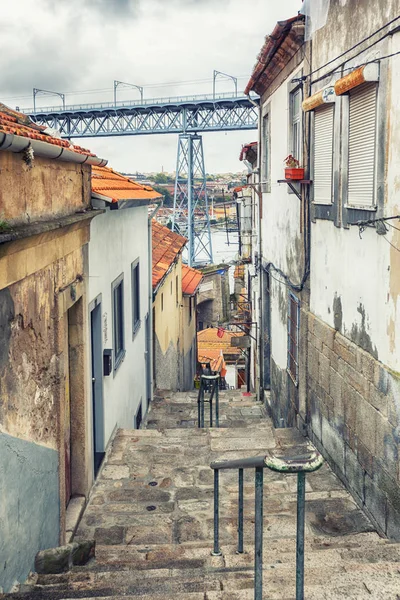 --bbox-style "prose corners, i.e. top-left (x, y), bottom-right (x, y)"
top-left (310, 33), bottom-right (400, 372)
top-left (261, 63), bottom-right (304, 373)
top-left (88, 206), bottom-right (150, 448)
